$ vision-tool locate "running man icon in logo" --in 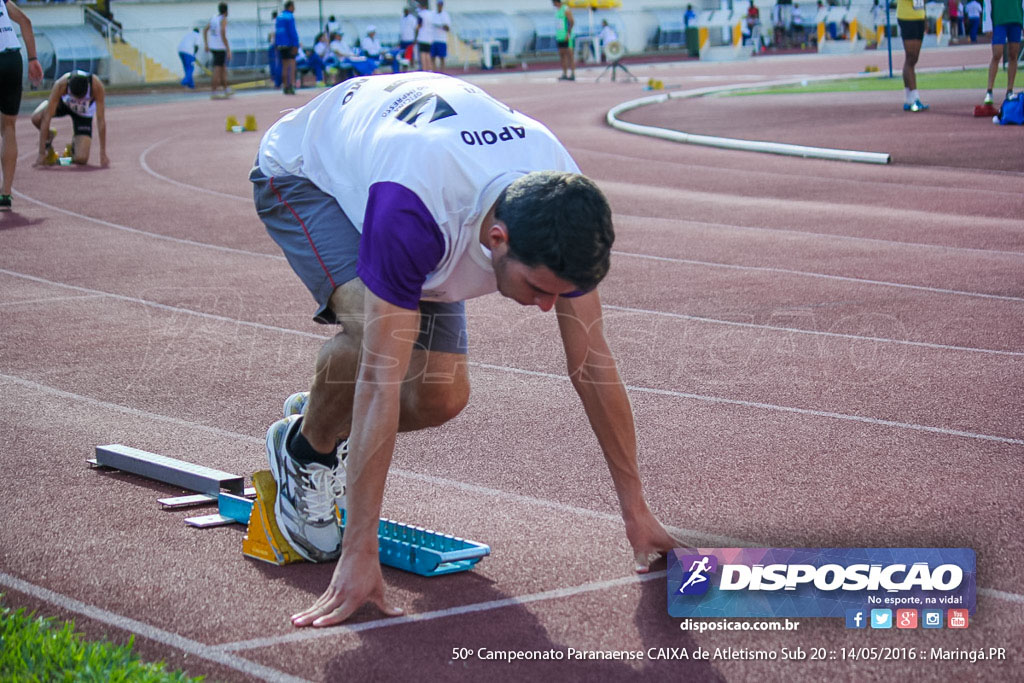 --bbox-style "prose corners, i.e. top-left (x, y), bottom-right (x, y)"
top-left (677, 554), bottom-right (718, 595)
